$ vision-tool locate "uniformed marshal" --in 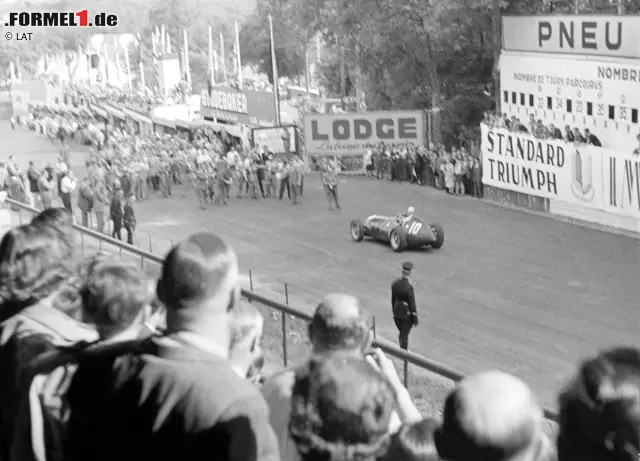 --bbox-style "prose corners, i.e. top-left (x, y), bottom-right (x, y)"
top-left (391, 261), bottom-right (418, 350)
